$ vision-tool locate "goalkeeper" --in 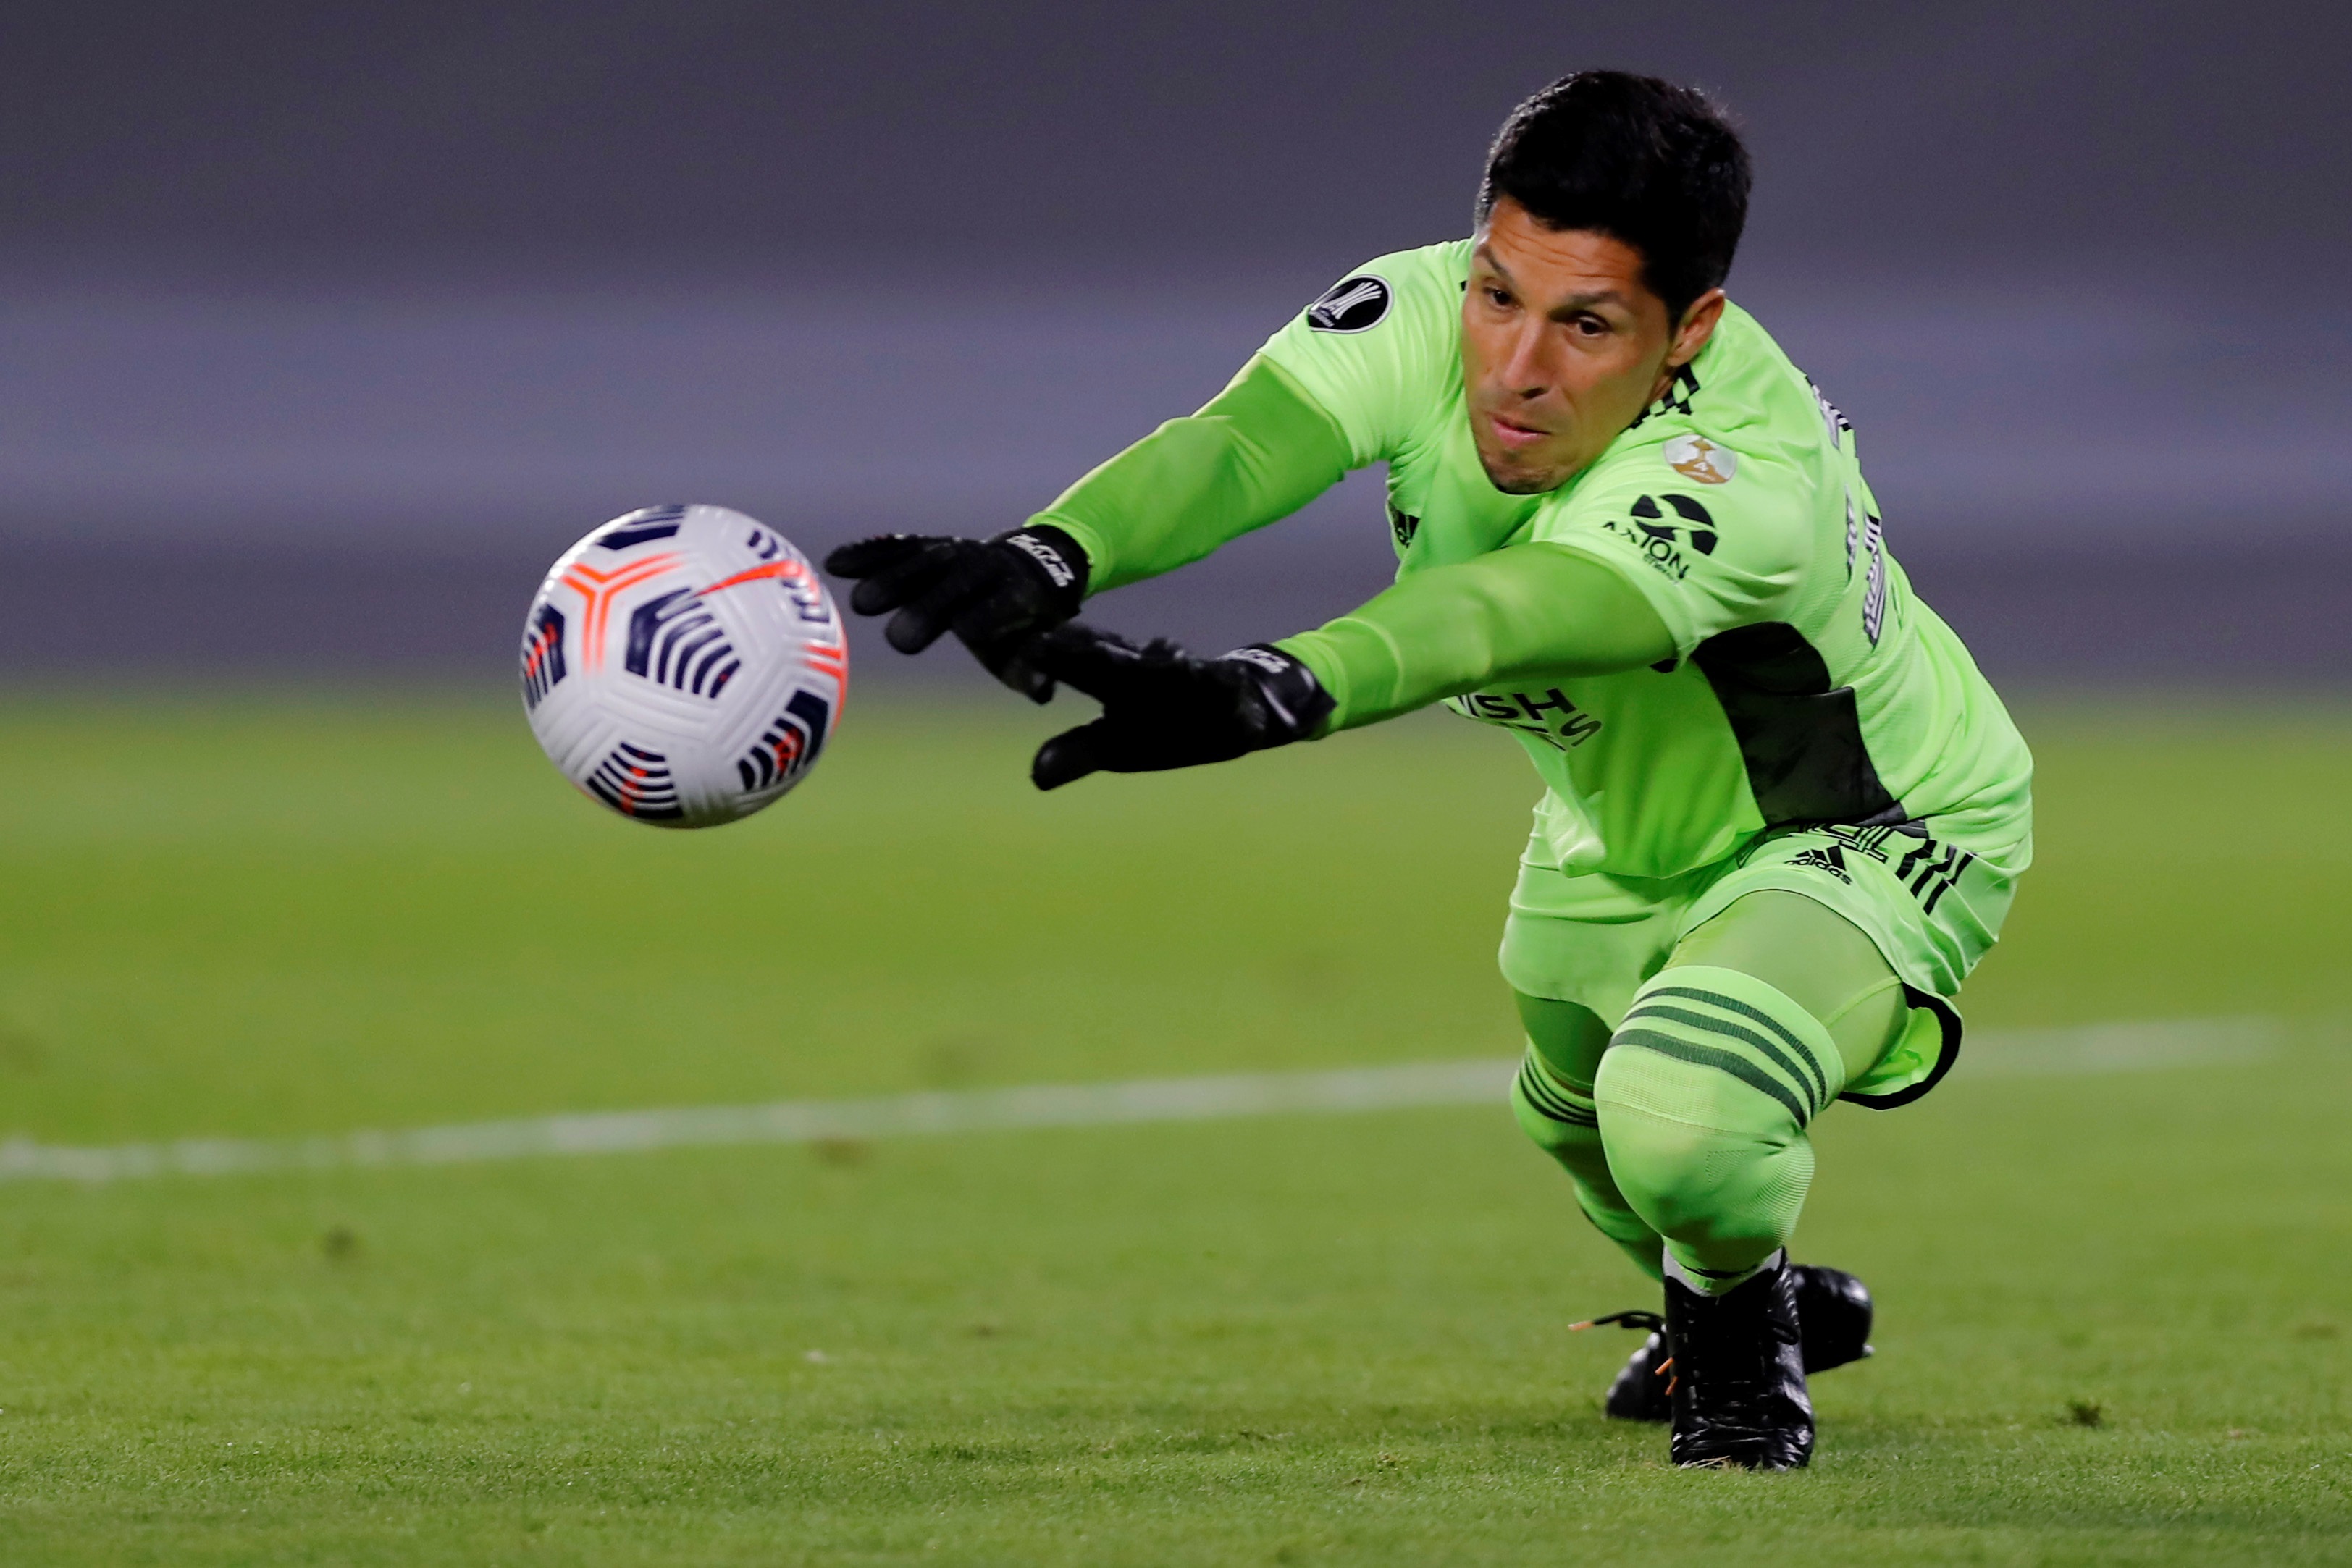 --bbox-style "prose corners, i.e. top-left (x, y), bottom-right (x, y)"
top-left (827, 71), bottom-right (2030, 1472)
